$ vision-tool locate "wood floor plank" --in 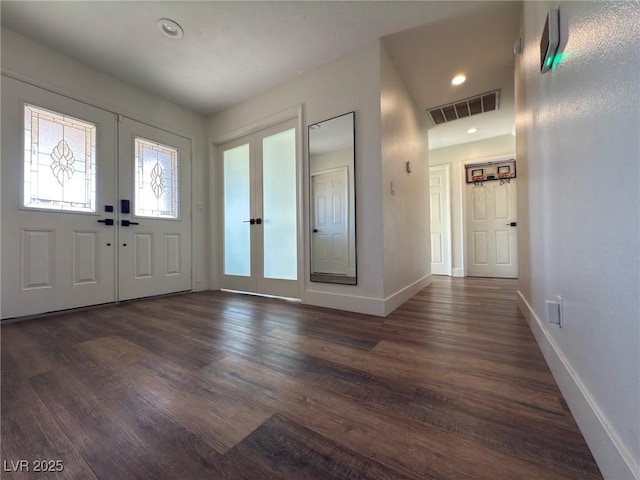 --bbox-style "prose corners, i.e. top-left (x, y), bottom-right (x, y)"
top-left (1, 277), bottom-right (603, 479)
top-left (201, 354), bottom-right (582, 480)
top-left (229, 413), bottom-right (416, 480)
top-left (261, 328), bottom-right (566, 415)
top-left (1, 355), bottom-right (97, 480)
